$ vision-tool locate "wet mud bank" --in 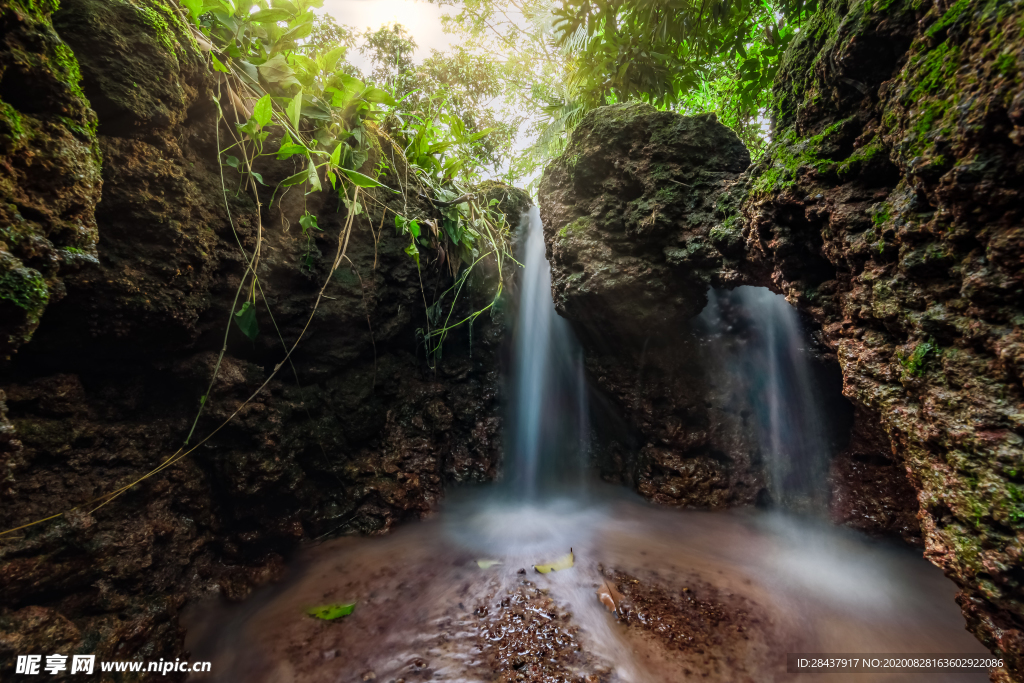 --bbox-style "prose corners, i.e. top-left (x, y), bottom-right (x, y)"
top-left (186, 496), bottom-right (987, 683)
